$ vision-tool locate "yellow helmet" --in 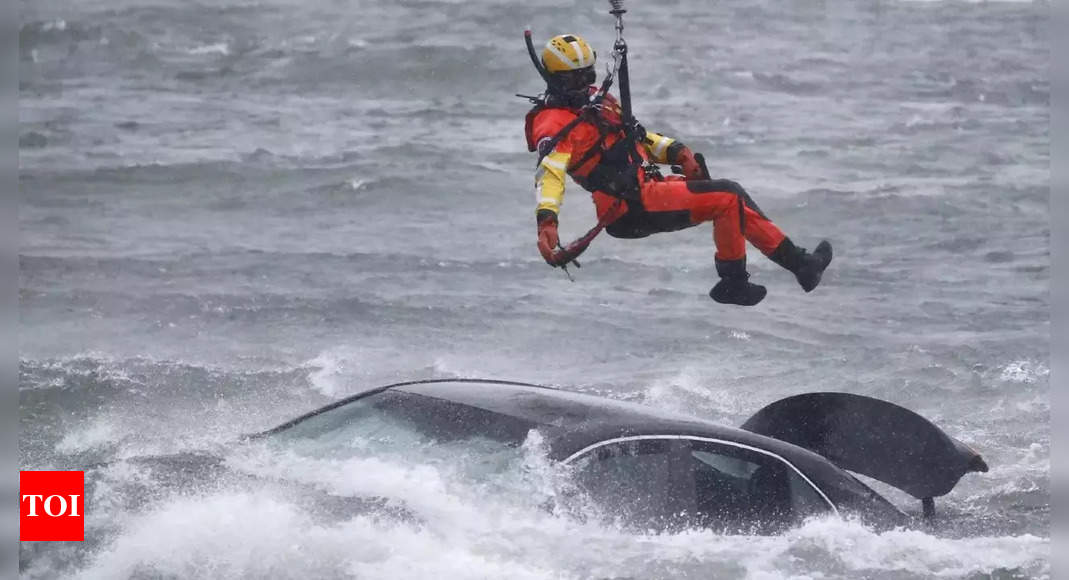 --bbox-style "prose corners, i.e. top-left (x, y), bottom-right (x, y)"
top-left (541, 34), bottom-right (596, 73)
